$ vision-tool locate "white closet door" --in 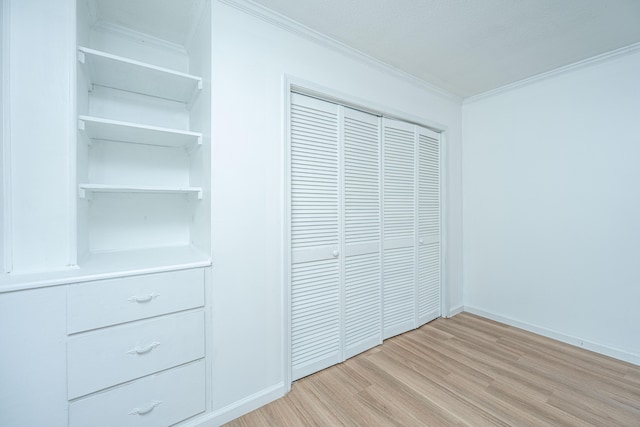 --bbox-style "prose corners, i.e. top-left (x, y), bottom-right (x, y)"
top-left (382, 118), bottom-right (416, 339)
top-left (290, 93), bottom-right (341, 380)
top-left (343, 107), bottom-right (381, 359)
top-left (417, 127), bottom-right (441, 325)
